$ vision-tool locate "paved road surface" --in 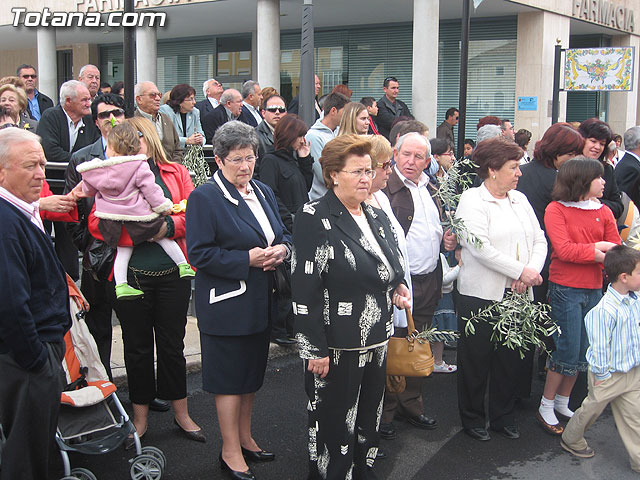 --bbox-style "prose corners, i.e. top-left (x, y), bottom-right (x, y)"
top-left (53, 349), bottom-right (638, 480)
